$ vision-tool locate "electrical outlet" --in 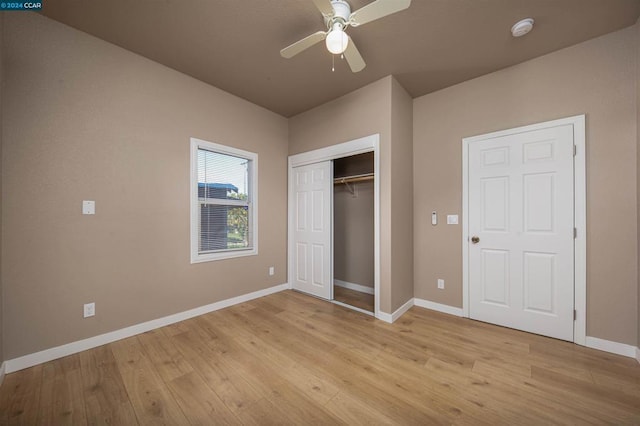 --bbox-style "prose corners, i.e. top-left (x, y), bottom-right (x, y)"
top-left (437, 279), bottom-right (445, 290)
top-left (83, 302), bottom-right (95, 318)
top-left (269, 266), bottom-right (275, 276)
